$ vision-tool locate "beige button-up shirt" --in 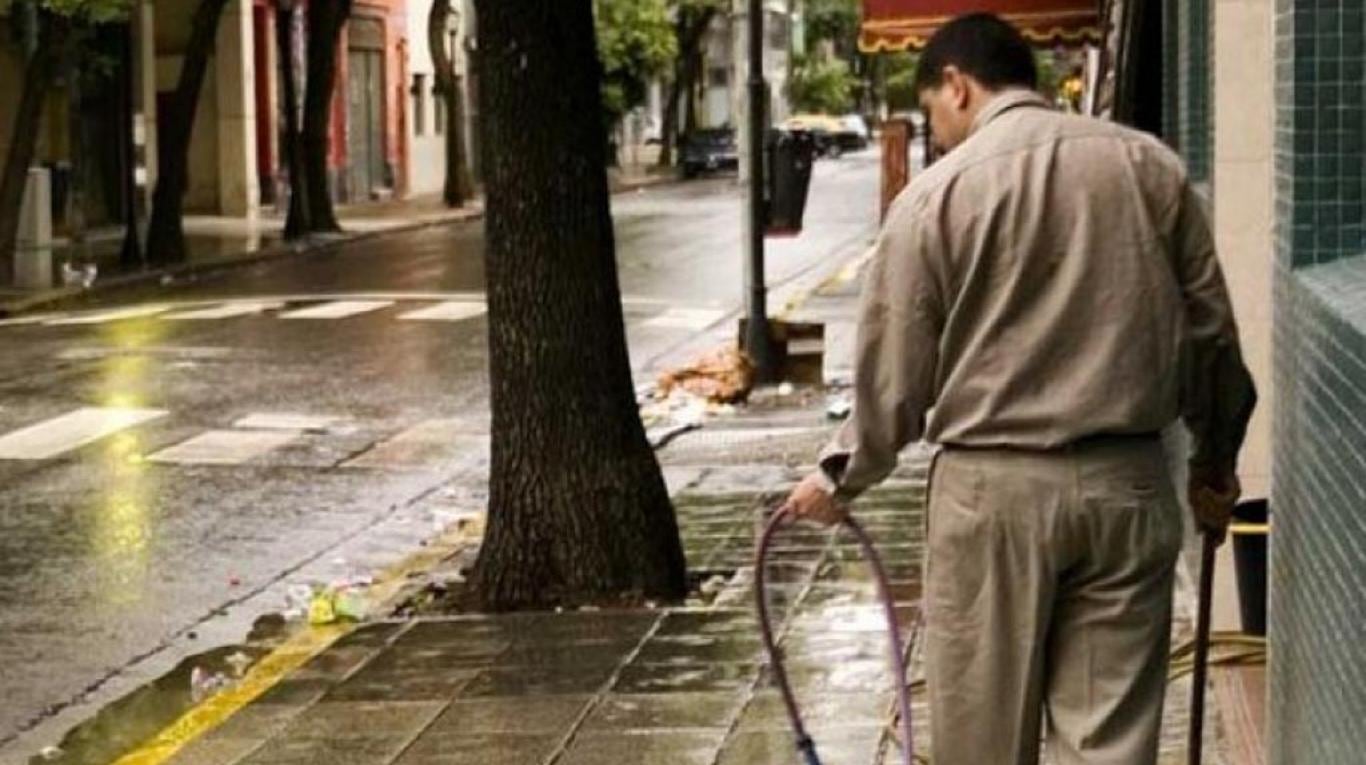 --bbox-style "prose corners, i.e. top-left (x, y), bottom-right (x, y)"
top-left (821, 91), bottom-right (1256, 498)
